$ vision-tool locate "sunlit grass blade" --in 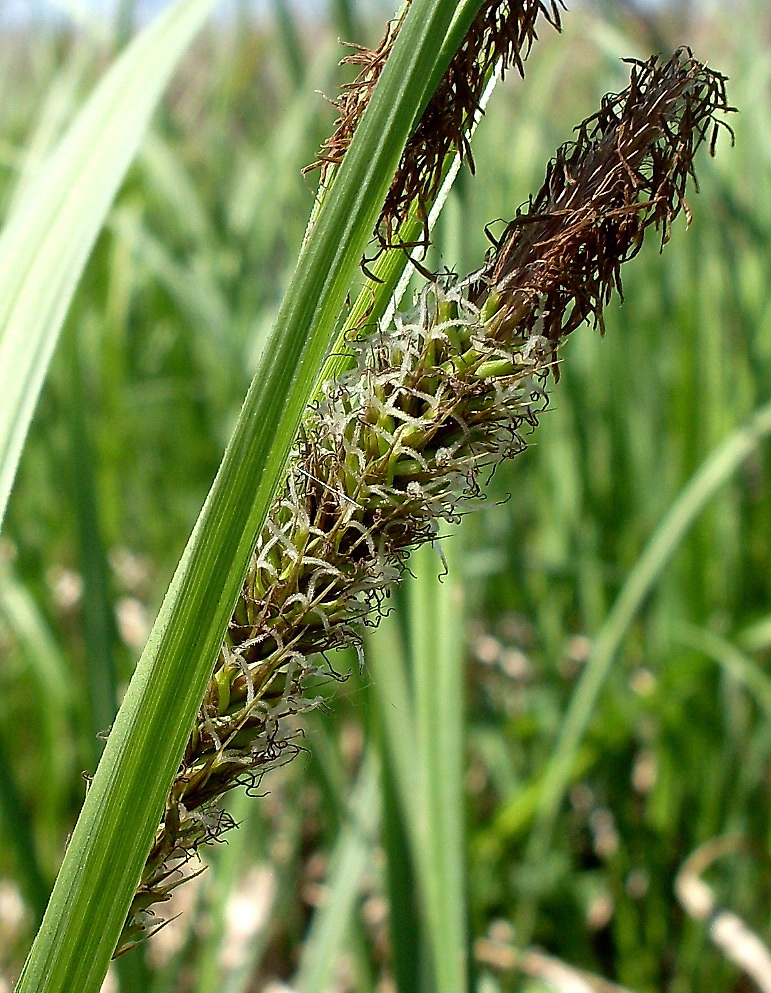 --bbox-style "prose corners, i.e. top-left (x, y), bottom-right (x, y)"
top-left (514, 398), bottom-right (771, 942)
top-left (15, 4), bottom-right (469, 989)
top-left (0, 0), bottom-right (221, 533)
top-left (8, 46), bottom-right (90, 213)
top-left (739, 607), bottom-right (771, 652)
